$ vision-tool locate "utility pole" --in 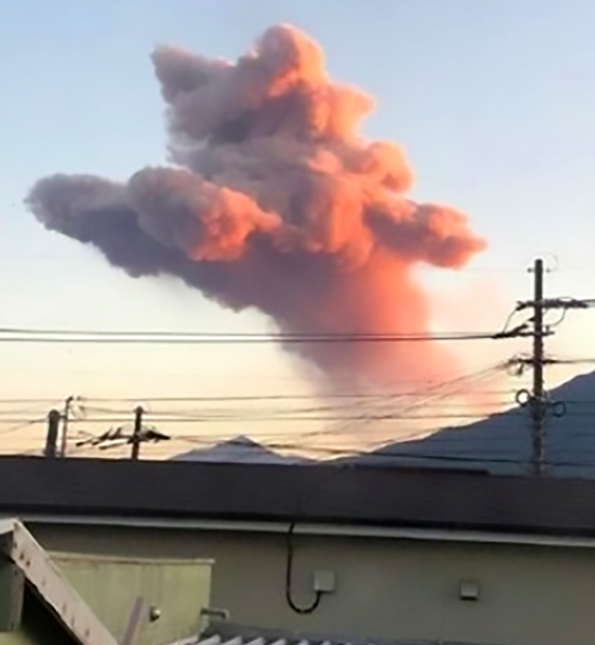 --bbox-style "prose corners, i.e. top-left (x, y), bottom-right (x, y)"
top-left (44, 409), bottom-right (61, 458)
top-left (59, 395), bottom-right (74, 458)
top-left (530, 259), bottom-right (545, 475)
top-left (130, 406), bottom-right (144, 461)
top-left (514, 258), bottom-right (594, 475)
top-left (74, 411), bottom-right (169, 456)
